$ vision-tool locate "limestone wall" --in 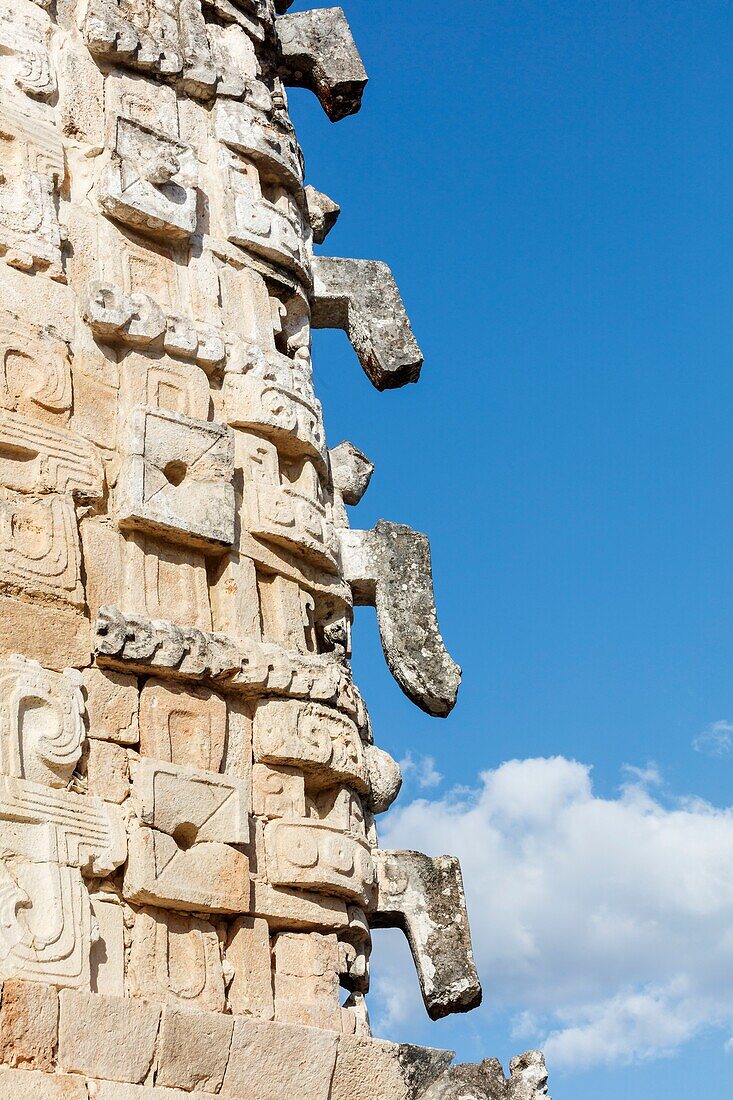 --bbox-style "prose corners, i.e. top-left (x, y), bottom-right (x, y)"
top-left (0, 0), bottom-right (548, 1095)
